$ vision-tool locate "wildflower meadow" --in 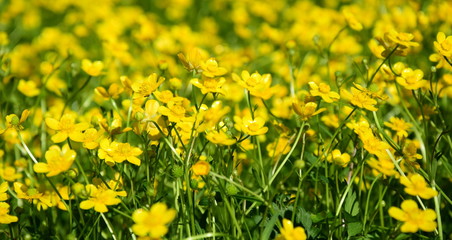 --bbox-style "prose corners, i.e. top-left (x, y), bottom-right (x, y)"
top-left (1, 0), bottom-right (452, 239)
